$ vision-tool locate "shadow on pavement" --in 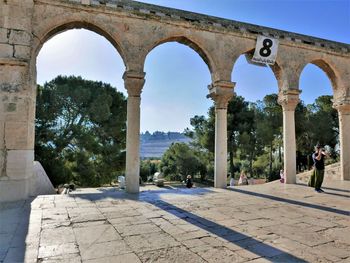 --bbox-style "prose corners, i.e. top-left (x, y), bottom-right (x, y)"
top-left (296, 183), bottom-right (350, 198)
top-left (228, 187), bottom-right (350, 216)
top-left (297, 182), bottom-right (350, 194)
top-left (0, 199), bottom-right (32, 263)
top-left (72, 187), bottom-right (307, 262)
